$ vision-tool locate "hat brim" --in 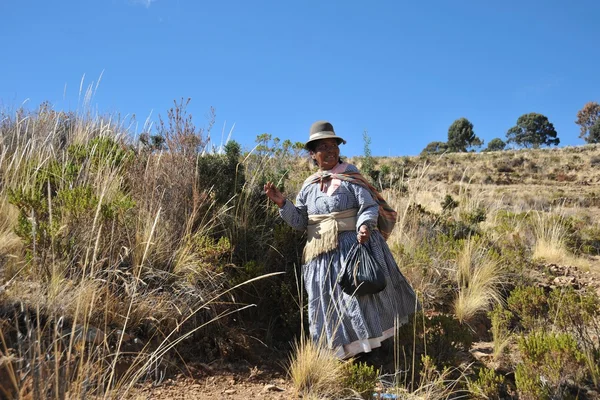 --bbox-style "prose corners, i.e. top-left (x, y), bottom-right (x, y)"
top-left (304, 131), bottom-right (347, 150)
